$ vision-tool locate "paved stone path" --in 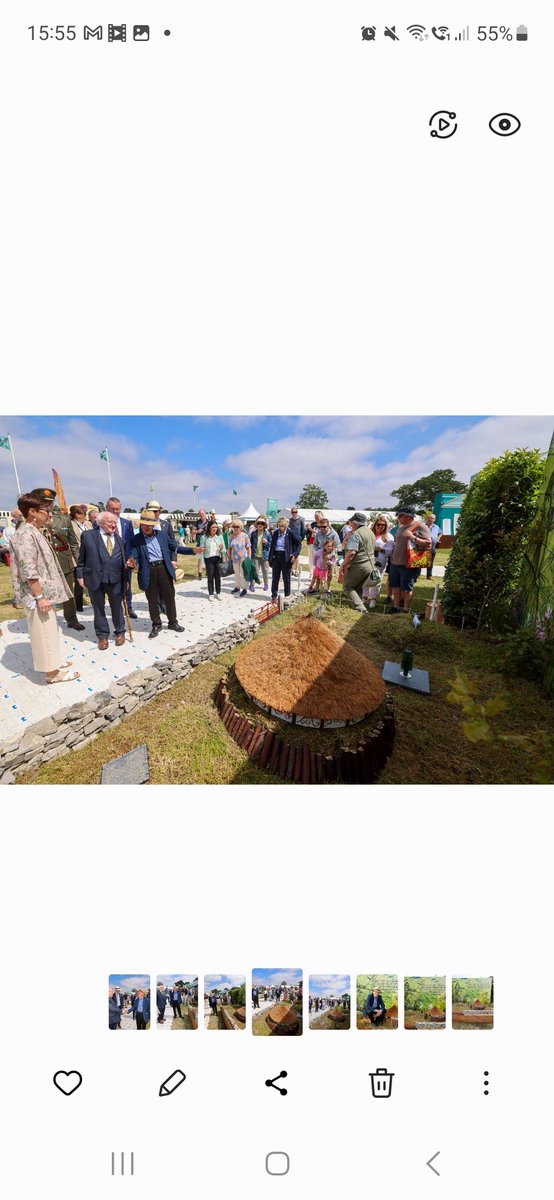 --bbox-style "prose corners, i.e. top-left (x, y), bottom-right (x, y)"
top-left (0, 576), bottom-right (280, 743)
